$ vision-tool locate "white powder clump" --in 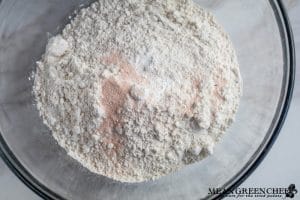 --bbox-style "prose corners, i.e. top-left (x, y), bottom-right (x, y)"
top-left (34, 0), bottom-right (242, 183)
